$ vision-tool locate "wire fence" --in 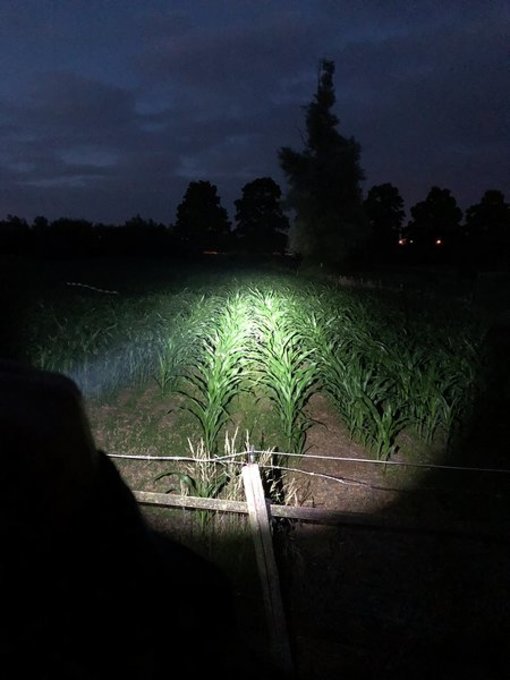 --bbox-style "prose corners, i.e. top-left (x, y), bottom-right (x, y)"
top-left (103, 441), bottom-right (510, 554)
top-left (107, 448), bottom-right (510, 475)
top-left (106, 444), bottom-right (510, 505)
